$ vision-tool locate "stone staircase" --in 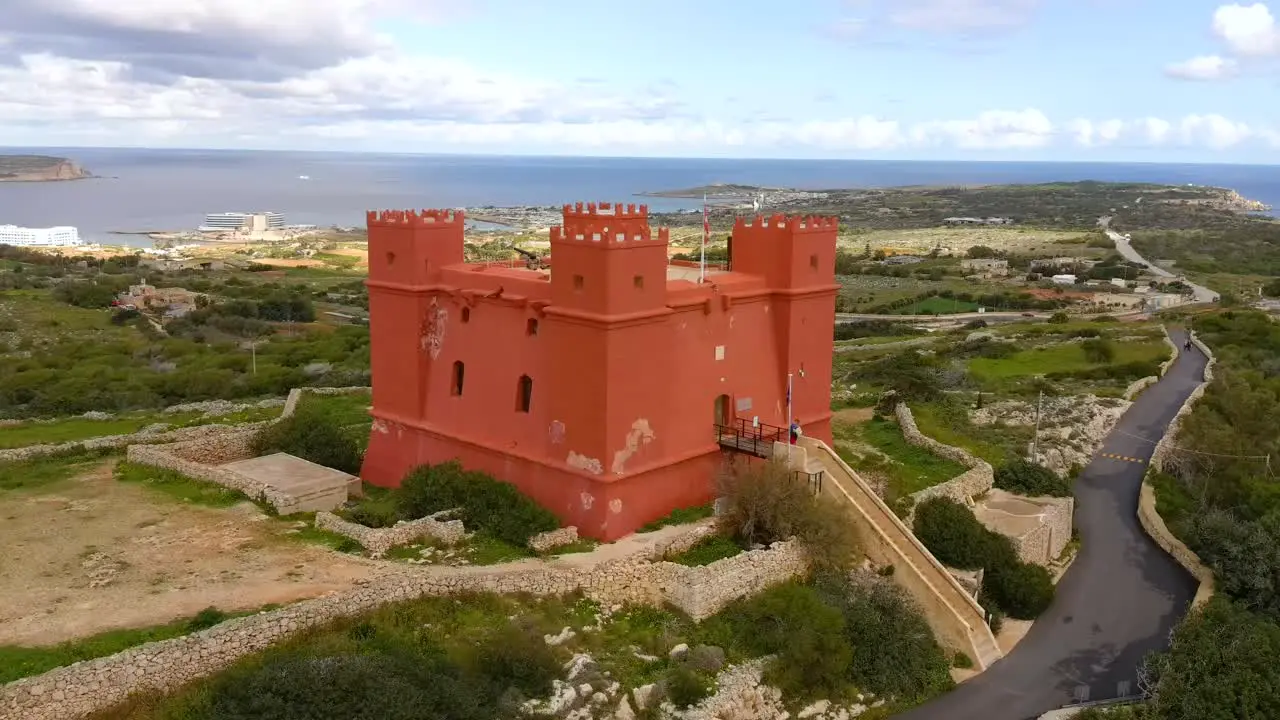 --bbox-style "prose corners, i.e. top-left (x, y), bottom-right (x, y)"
top-left (799, 438), bottom-right (1003, 670)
